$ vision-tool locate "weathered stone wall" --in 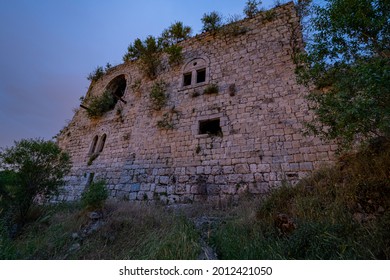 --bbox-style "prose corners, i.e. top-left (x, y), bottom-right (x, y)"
top-left (57, 2), bottom-right (336, 205)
